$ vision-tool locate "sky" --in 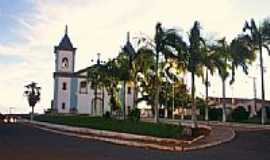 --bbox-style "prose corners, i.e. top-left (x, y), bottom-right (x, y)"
top-left (0, 0), bottom-right (270, 114)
